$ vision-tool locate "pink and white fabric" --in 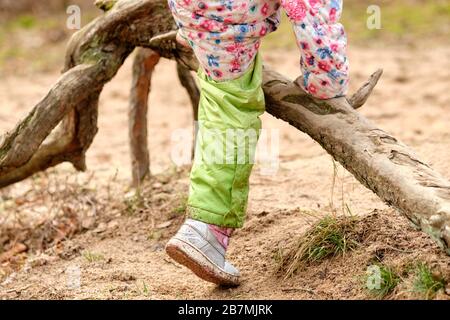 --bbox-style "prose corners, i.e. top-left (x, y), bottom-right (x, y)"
top-left (208, 224), bottom-right (233, 249)
top-left (168, 0), bottom-right (349, 99)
